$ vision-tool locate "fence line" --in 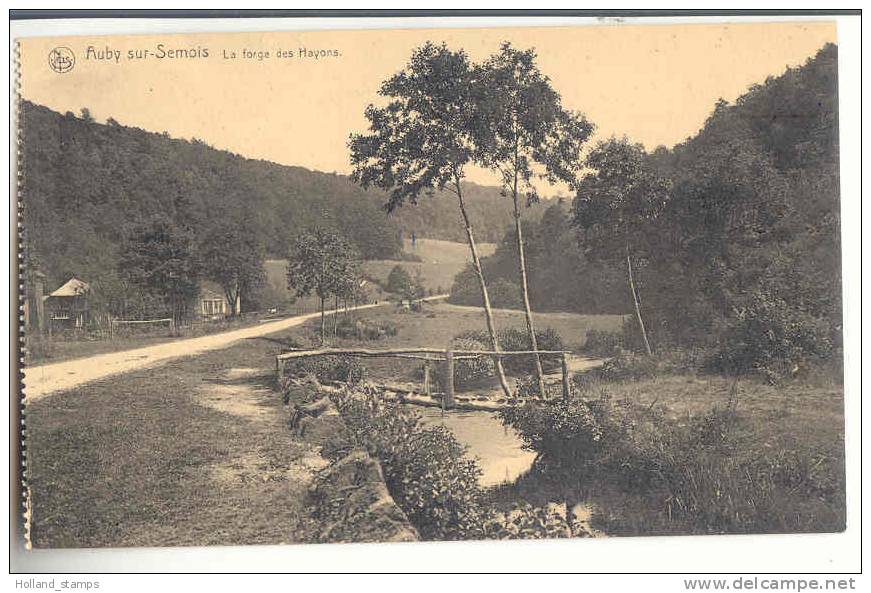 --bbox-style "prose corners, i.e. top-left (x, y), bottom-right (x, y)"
top-left (110, 318), bottom-right (173, 325)
top-left (276, 346), bottom-right (574, 407)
